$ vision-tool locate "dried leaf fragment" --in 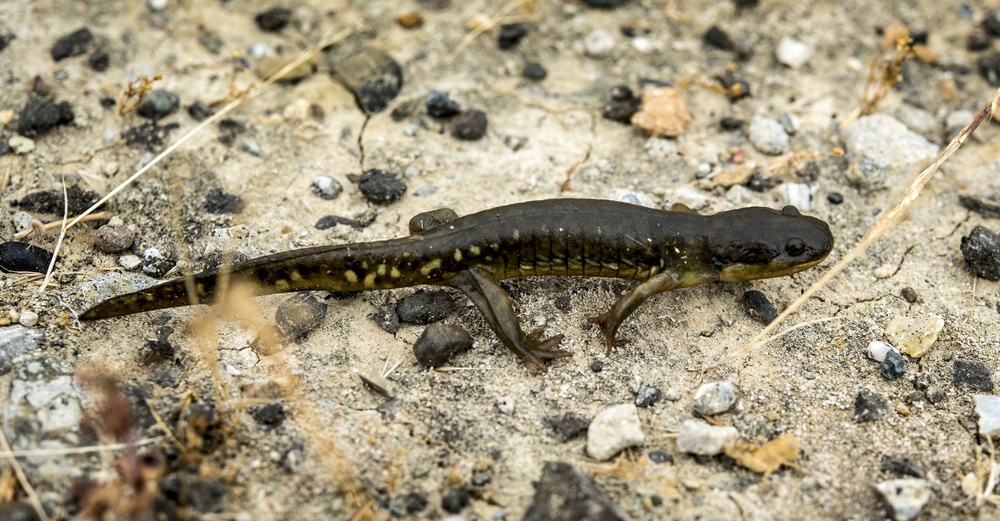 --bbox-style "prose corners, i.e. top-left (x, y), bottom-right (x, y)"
top-left (724, 433), bottom-right (800, 476)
